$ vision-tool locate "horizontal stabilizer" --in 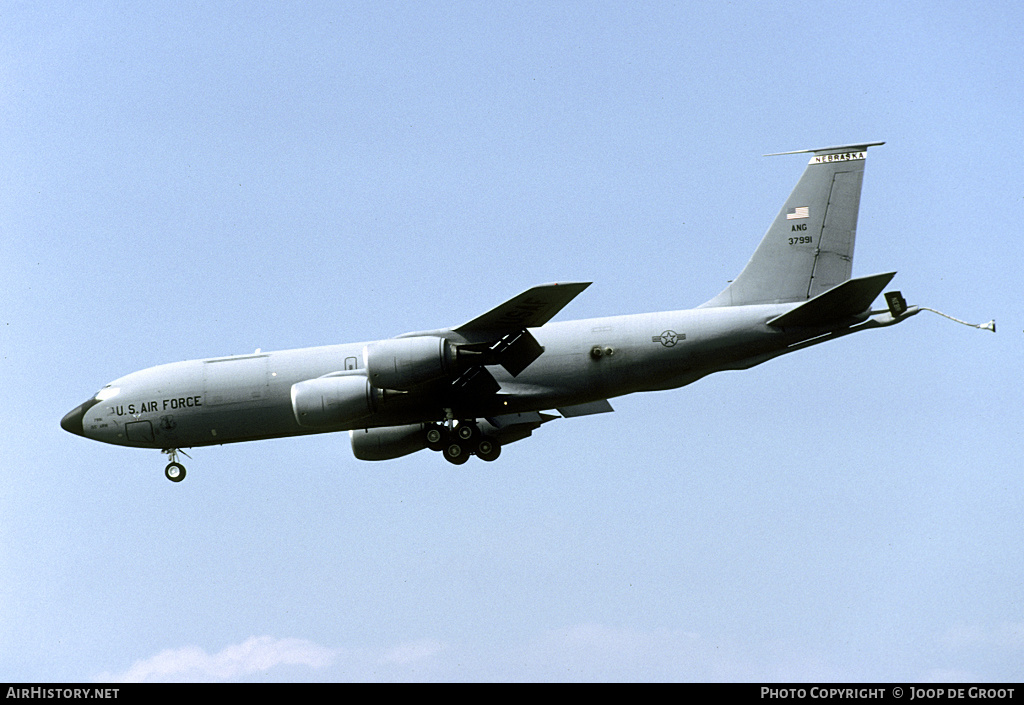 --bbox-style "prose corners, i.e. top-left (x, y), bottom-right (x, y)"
top-left (456, 282), bottom-right (591, 335)
top-left (764, 141), bottom-right (885, 157)
top-left (557, 399), bottom-right (614, 418)
top-left (767, 272), bottom-right (896, 328)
